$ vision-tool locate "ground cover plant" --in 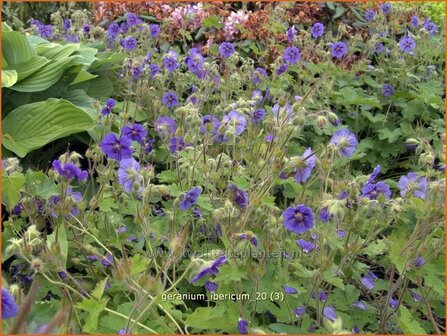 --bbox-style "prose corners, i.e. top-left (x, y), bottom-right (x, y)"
top-left (1, 2), bottom-right (445, 334)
